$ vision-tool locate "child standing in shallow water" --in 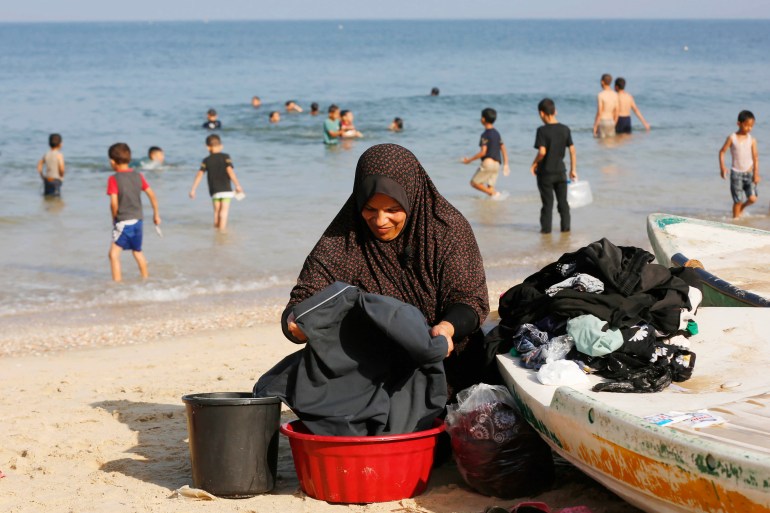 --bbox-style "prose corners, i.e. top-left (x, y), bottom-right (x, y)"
top-left (106, 143), bottom-right (161, 282)
top-left (37, 133), bottom-right (65, 197)
top-left (531, 98), bottom-right (577, 234)
top-left (719, 110), bottom-right (760, 219)
top-left (189, 134), bottom-right (244, 231)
